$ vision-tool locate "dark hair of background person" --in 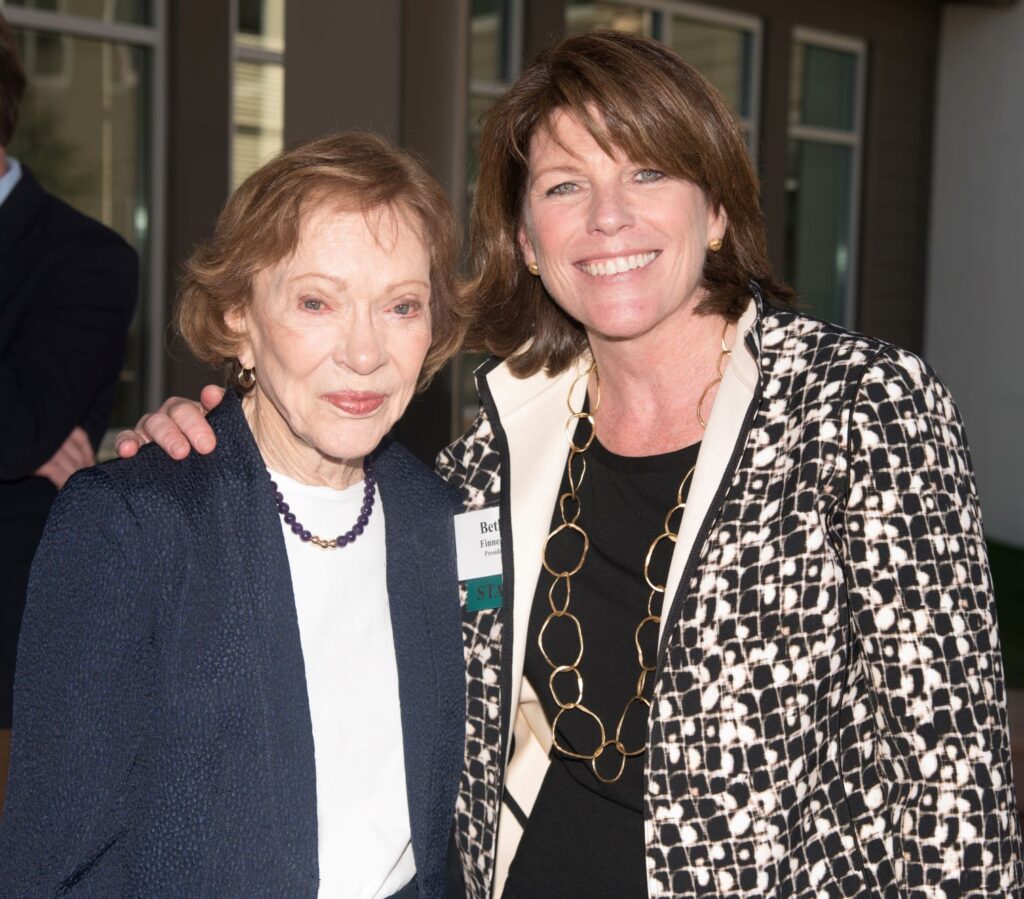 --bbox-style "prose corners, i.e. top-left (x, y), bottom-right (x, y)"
top-left (177, 131), bottom-right (468, 390)
top-left (0, 12), bottom-right (27, 146)
top-left (467, 29), bottom-right (794, 378)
